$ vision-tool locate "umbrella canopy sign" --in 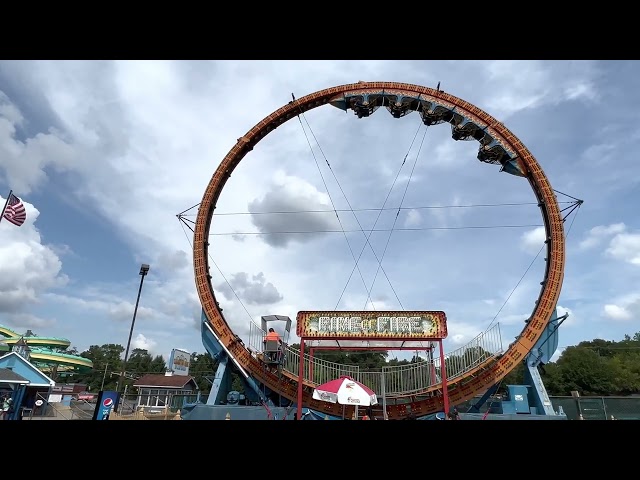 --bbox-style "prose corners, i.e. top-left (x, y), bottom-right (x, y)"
top-left (313, 376), bottom-right (378, 406)
top-left (296, 311), bottom-right (447, 340)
